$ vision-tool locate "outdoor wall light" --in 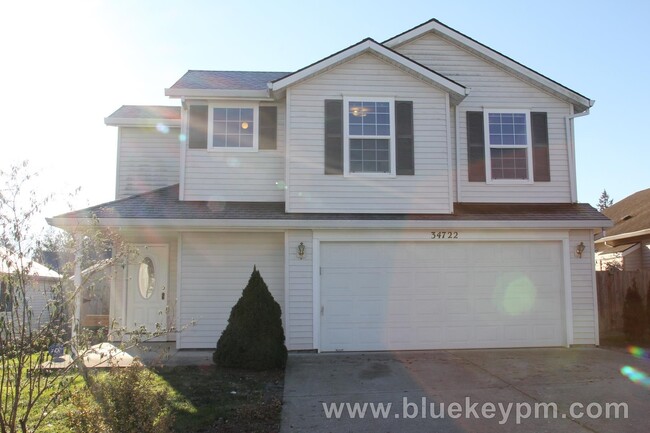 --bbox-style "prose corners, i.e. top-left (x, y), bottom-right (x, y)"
top-left (576, 241), bottom-right (586, 258)
top-left (297, 242), bottom-right (305, 260)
